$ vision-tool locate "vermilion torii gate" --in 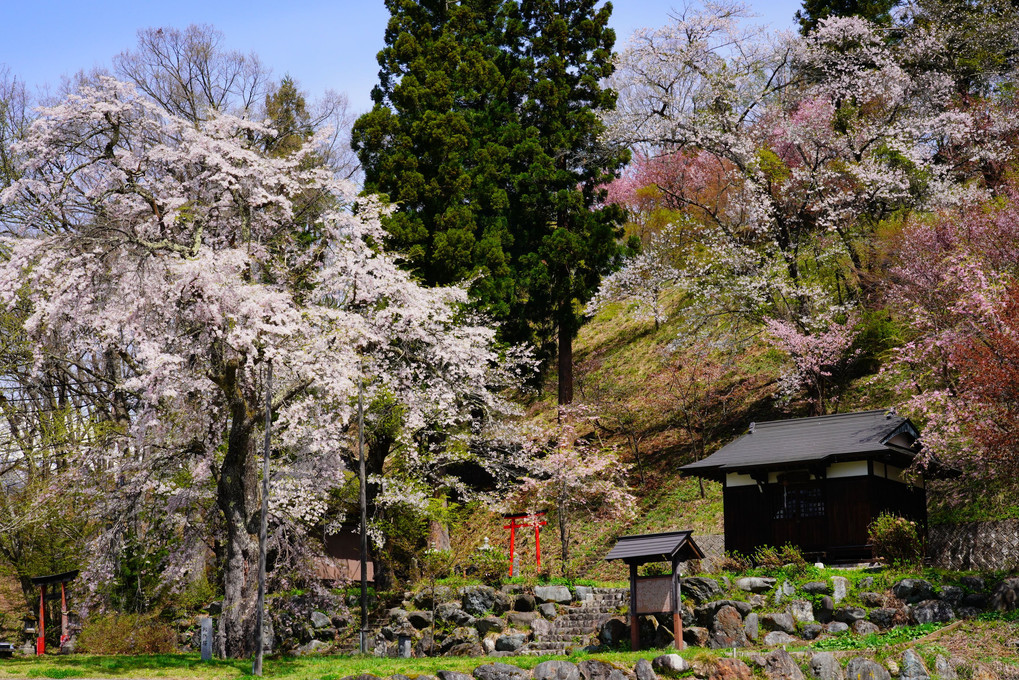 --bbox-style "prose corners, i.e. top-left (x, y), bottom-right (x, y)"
top-left (30, 570), bottom-right (78, 655)
top-left (503, 512), bottom-right (546, 577)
